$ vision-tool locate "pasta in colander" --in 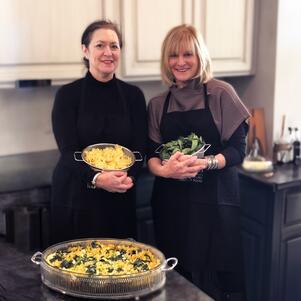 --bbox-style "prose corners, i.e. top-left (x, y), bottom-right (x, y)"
top-left (84, 145), bottom-right (132, 170)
